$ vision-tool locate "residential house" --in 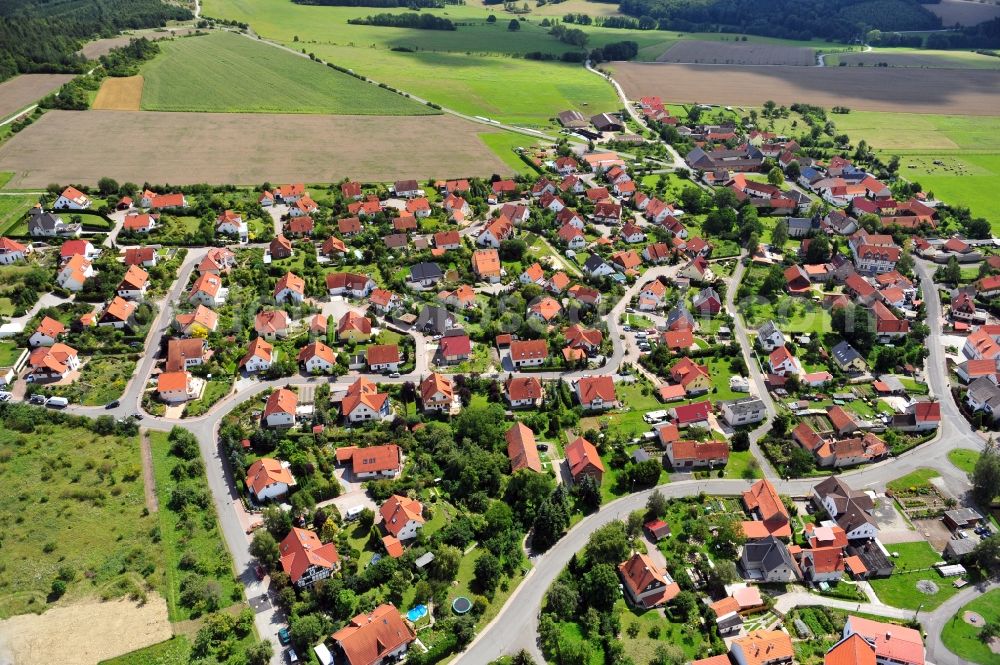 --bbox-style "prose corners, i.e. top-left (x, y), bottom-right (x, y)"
top-left (246, 457), bottom-right (296, 501)
top-left (54, 186), bottom-right (92, 210)
top-left (506, 422), bottom-right (542, 473)
top-left (565, 437), bottom-right (605, 484)
top-left (575, 375), bottom-right (617, 410)
top-left (505, 375), bottom-right (543, 408)
top-left (166, 338), bottom-right (207, 372)
top-left (740, 537), bottom-right (800, 582)
top-left (742, 479), bottom-right (791, 539)
top-left (664, 440), bottom-right (730, 469)
top-left (174, 305), bottom-right (218, 336)
top-left (757, 321), bottom-right (785, 352)
top-left (116, 264), bottom-right (149, 301)
top-left (326, 272), bottom-right (375, 298)
top-left (670, 400), bottom-right (711, 428)
top-left (29, 316), bottom-right (66, 348)
top-left (768, 346), bottom-right (801, 376)
top-left (298, 341), bottom-right (337, 373)
top-left (215, 210), bottom-right (246, 238)
top-left (367, 344), bottom-right (401, 373)
top-left (198, 247), bottom-right (236, 274)
top-left (670, 357), bottom-right (711, 395)
top-left (693, 287), bottom-right (722, 316)
top-left (420, 372), bottom-right (454, 413)
top-left (720, 397), bottom-right (766, 426)
top-left (188, 273), bottom-right (227, 308)
top-left (408, 262), bottom-right (443, 288)
top-left (279, 528), bottom-right (340, 588)
top-left (618, 552), bottom-right (681, 609)
top-left (380, 494), bottom-right (424, 541)
top-left (98, 296), bottom-right (135, 329)
top-left (28, 208), bottom-right (80, 237)
top-left (510, 339), bottom-right (548, 368)
top-left (842, 617), bottom-right (924, 665)
top-left (730, 631), bottom-right (794, 665)
top-left (344, 444), bottom-right (402, 479)
top-left (473, 248), bottom-right (503, 282)
top-left (240, 337), bottom-right (274, 374)
top-left (254, 309), bottom-right (290, 340)
top-left (831, 341), bottom-right (867, 373)
top-left (436, 332), bottom-right (471, 365)
top-left (0, 237), bottom-right (28, 264)
top-left (26, 343), bottom-right (79, 382)
top-left (342, 377), bottom-right (392, 423)
top-left (263, 388), bottom-right (297, 428)
top-left (331, 604), bottom-right (415, 665)
top-left (123, 246), bottom-right (157, 268)
top-left (477, 217), bottom-right (514, 248)
top-left (156, 370), bottom-right (193, 403)
top-left (528, 297), bottom-right (562, 322)
top-left (57, 254), bottom-right (95, 291)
